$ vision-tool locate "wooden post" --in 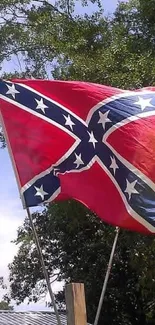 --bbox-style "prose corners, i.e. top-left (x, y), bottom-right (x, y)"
top-left (65, 283), bottom-right (87, 325)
